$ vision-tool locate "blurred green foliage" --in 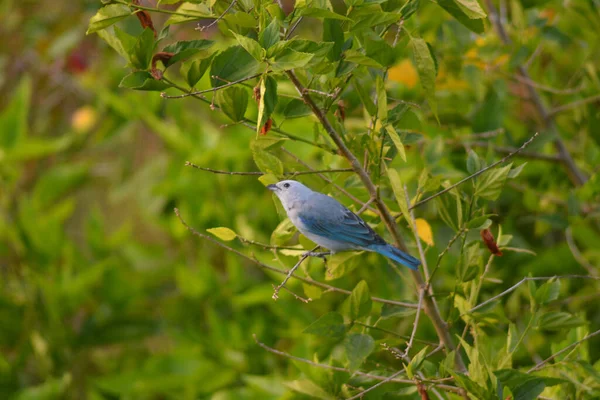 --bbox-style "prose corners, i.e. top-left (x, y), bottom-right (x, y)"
top-left (1, 0), bottom-right (600, 399)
